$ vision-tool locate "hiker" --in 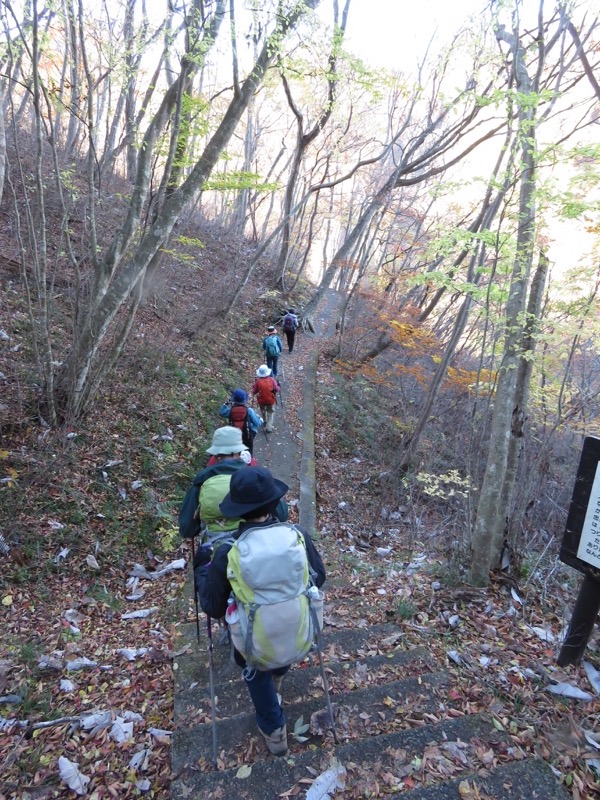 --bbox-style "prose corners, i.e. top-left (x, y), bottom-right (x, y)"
top-left (261, 326), bottom-right (283, 378)
top-left (252, 365), bottom-right (279, 433)
top-left (281, 308), bottom-right (300, 353)
top-left (194, 466), bottom-right (326, 757)
top-left (219, 388), bottom-right (262, 456)
top-left (178, 427), bottom-right (287, 545)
